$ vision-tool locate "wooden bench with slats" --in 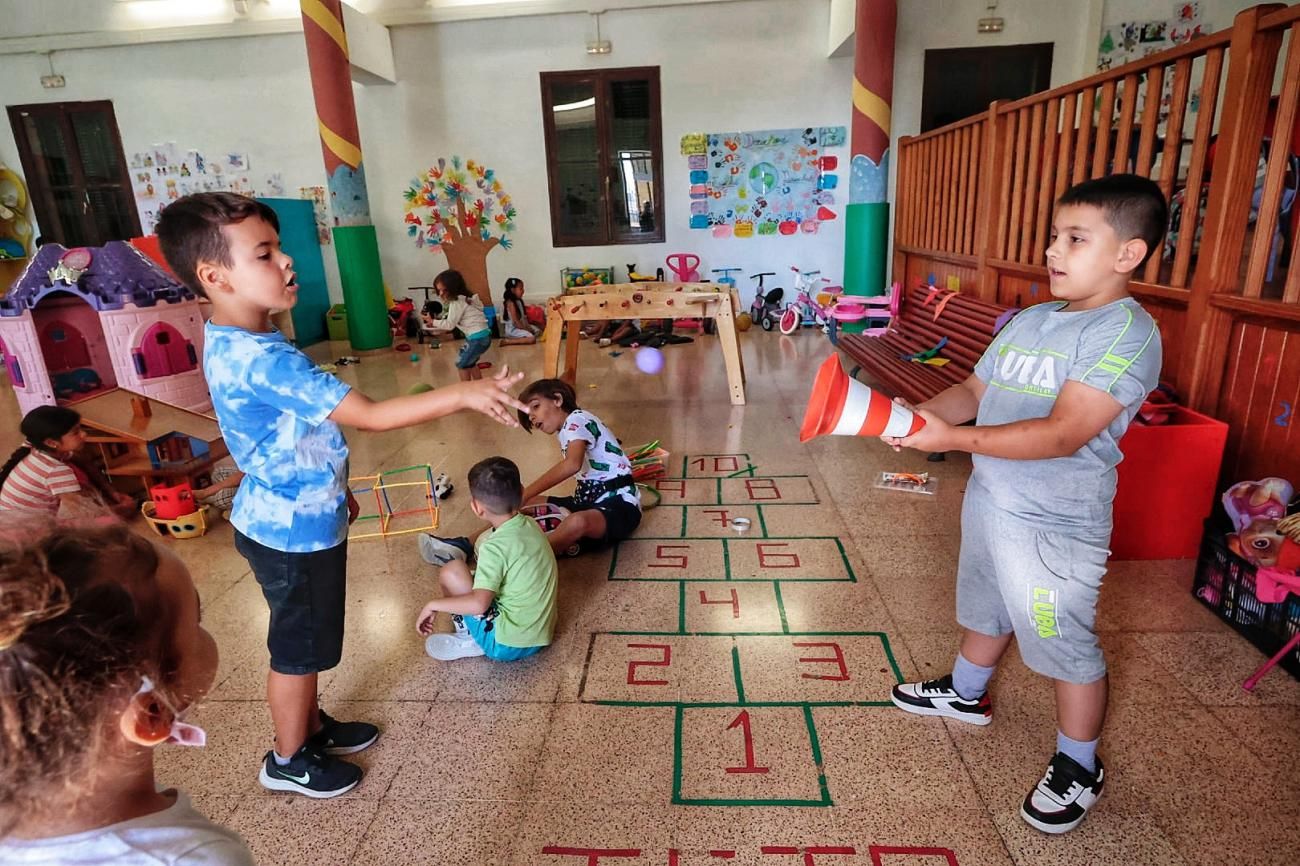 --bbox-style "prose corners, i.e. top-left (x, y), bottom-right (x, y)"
top-left (835, 284), bottom-right (1013, 404)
